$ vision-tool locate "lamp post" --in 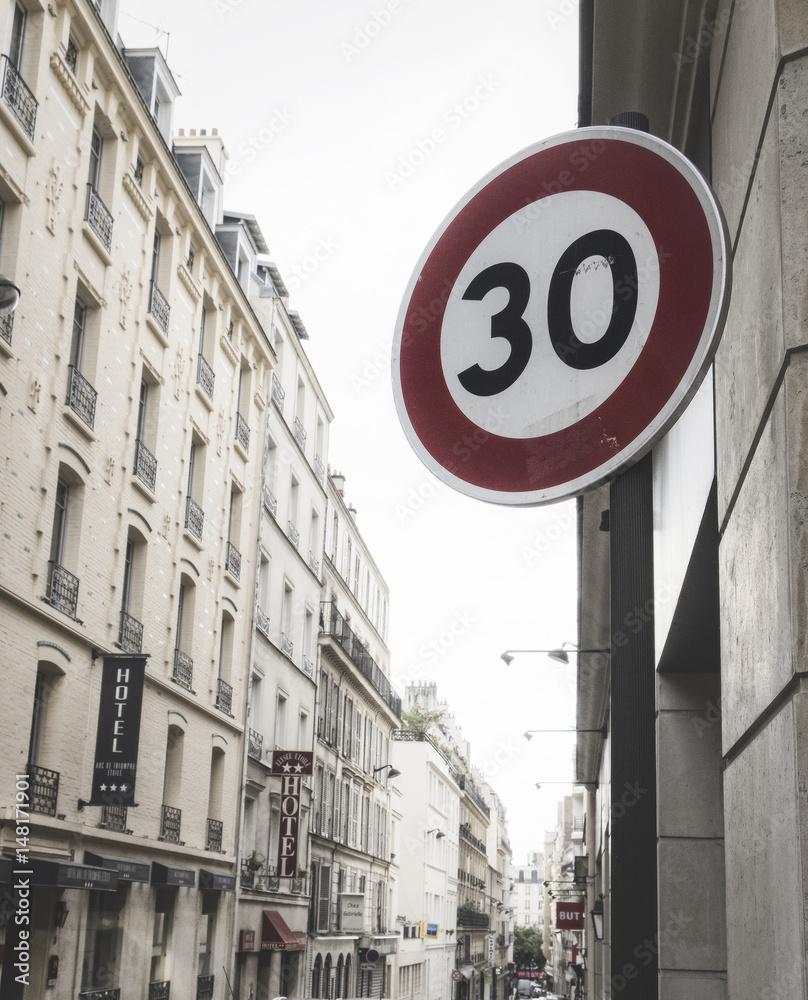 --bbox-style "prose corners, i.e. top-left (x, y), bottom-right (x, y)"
top-left (0, 274), bottom-right (21, 315)
top-left (500, 645), bottom-right (610, 666)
